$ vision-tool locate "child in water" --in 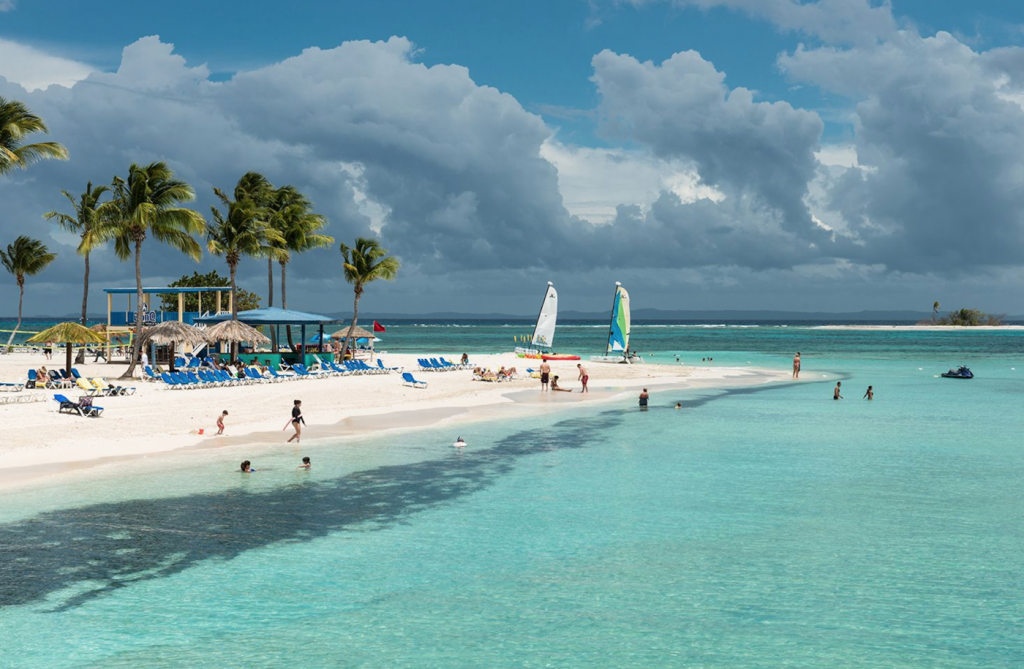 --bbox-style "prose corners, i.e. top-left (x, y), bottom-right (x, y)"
top-left (240, 460), bottom-right (254, 473)
top-left (298, 456), bottom-right (311, 469)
